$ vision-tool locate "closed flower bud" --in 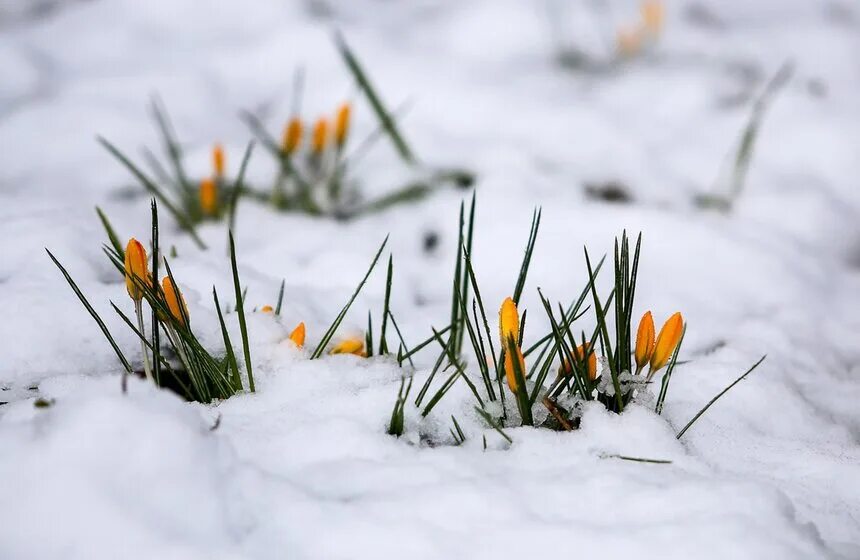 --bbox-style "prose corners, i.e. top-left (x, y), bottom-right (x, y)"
top-left (641, 0), bottom-right (664, 36)
top-left (161, 276), bottom-right (189, 326)
top-left (289, 322), bottom-right (306, 348)
top-left (212, 143), bottom-right (225, 178)
top-left (312, 117), bottom-right (329, 154)
top-left (505, 345), bottom-right (526, 393)
top-left (124, 238), bottom-right (149, 301)
top-left (498, 297), bottom-right (519, 347)
top-left (334, 102), bottom-right (351, 148)
top-left (260, 305), bottom-right (273, 314)
top-left (558, 344), bottom-right (597, 381)
top-left (282, 117), bottom-right (303, 155)
top-left (616, 26), bottom-right (643, 57)
top-left (330, 338), bottom-right (365, 356)
top-left (650, 312), bottom-right (683, 372)
top-left (200, 177), bottom-right (218, 215)
top-left (634, 311), bottom-right (656, 371)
